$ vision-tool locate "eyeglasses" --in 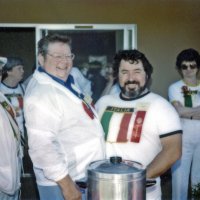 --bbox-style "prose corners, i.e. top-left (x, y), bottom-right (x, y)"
top-left (181, 64), bottom-right (197, 70)
top-left (47, 52), bottom-right (75, 61)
